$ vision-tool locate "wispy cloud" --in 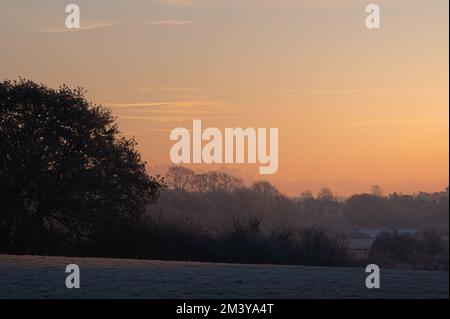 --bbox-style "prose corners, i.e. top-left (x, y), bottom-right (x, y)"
top-left (157, 0), bottom-right (379, 9)
top-left (111, 99), bottom-right (238, 123)
top-left (35, 22), bottom-right (115, 33)
top-left (142, 87), bottom-right (448, 94)
top-left (103, 102), bottom-right (171, 109)
top-left (338, 119), bottom-right (448, 127)
top-left (143, 86), bottom-right (208, 92)
top-left (103, 100), bottom-right (213, 109)
top-left (144, 128), bottom-right (172, 133)
top-left (144, 20), bottom-right (192, 26)
top-left (119, 115), bottom-right (217, 122)
top-left (157, 0), bottom-right (199, 6)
